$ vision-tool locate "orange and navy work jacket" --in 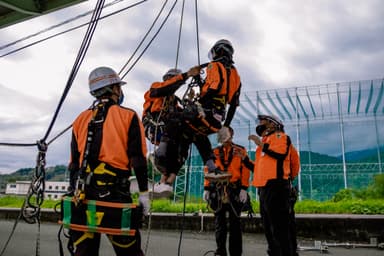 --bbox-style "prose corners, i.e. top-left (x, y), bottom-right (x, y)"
top-left (142, 73), bottom-right (187, 119)
top-left (252, 131), bottom-right (300, 188)
top-left (199, 61), bottom-right (241, 127)
top-left (70, 104), bottom-right (148, 190)
top-left (204, 143), bottom-right (254, 190)
top-left (199, 62), bottom-right (241, 108)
